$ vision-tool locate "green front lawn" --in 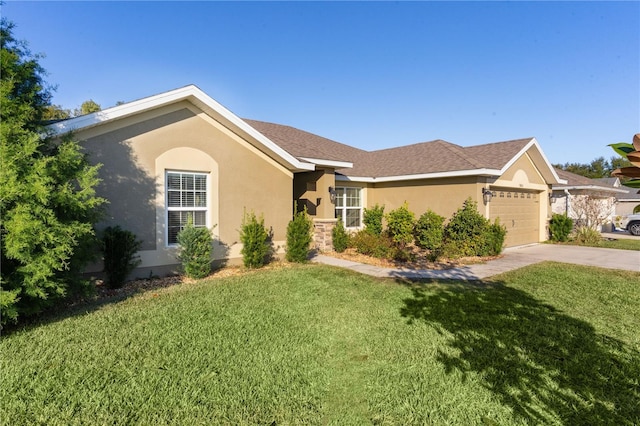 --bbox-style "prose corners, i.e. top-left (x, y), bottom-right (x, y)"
top-left (2, 263), bottom-right (639, 425)
top-left (551, 236), bottom-right (640, 251)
